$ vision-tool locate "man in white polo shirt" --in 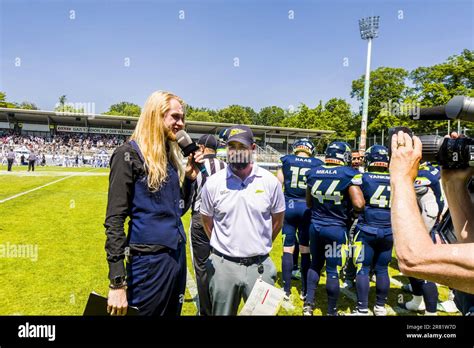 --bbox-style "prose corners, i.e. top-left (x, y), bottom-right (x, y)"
top-left (200, 125), bottom-right (285, 315)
